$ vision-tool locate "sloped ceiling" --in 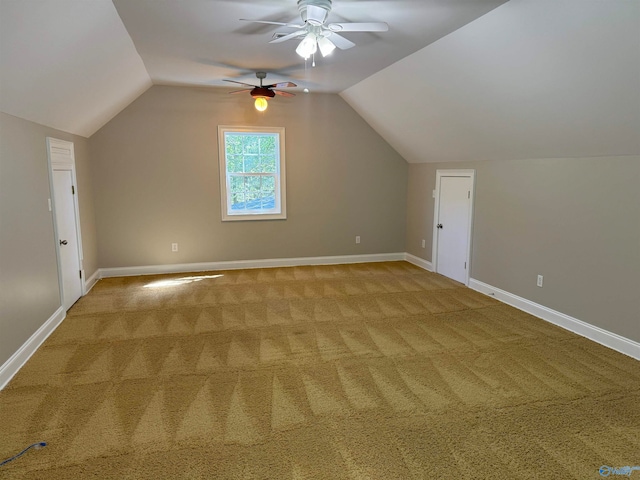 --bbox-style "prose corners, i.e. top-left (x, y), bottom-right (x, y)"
top-left (1, 0), bottom-right (638, 156)
top-left (0, 0), bottom-right (507, 138)
top-left (111, 0), bottom-right (507, 93)
top-left (0, 0), bottom-right (151, 138)
top-left (341, 0), bottom-right (640, 163)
